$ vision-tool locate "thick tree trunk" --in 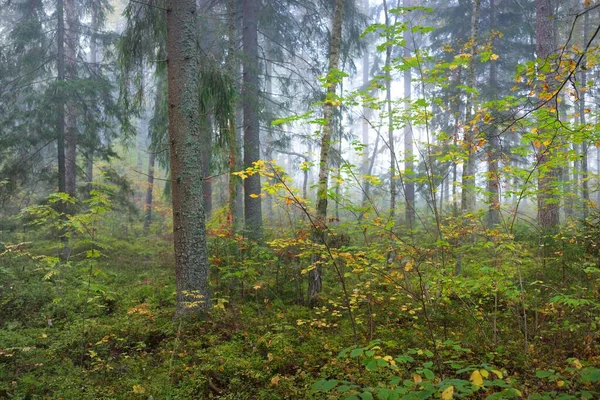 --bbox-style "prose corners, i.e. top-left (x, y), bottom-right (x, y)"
top-left (536, 0), bottom-right (560, 230)
top-left (460, 0), bottom-right (480, 213)
top-left (226, 0), bottom-right (241, 232)
top-left (64, 0), bottom-right (77, 198)
top-left (309, 0), bottom-right (344, 300)
top-left (403, 0), bottom-right (415, 228)
top-left (166, 0), bottom-right (211, 313)
top-left (242, 0), bottom-right (263, 241)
